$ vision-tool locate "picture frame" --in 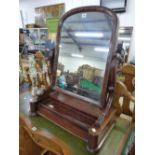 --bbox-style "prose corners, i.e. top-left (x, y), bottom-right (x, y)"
top-left (35, 3), bottom-right (65, 27)
top-left (100, 0), bottom-right (127, 13)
